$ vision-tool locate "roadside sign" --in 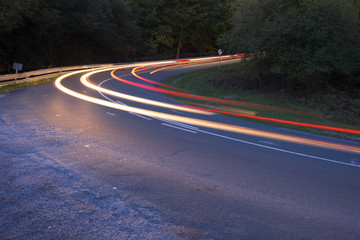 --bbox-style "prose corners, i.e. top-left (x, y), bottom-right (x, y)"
top-left (13, 63), bottom-right (23, 74)
top-left (218, 49), bottom-right (222, 69)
